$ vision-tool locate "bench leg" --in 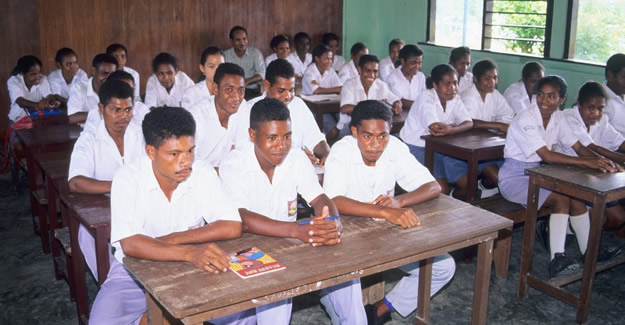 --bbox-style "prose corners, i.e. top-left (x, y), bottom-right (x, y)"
top-left (360, 273), bottom-right (385, 305)
top-left (493, 225), bottom-right (513, 279)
